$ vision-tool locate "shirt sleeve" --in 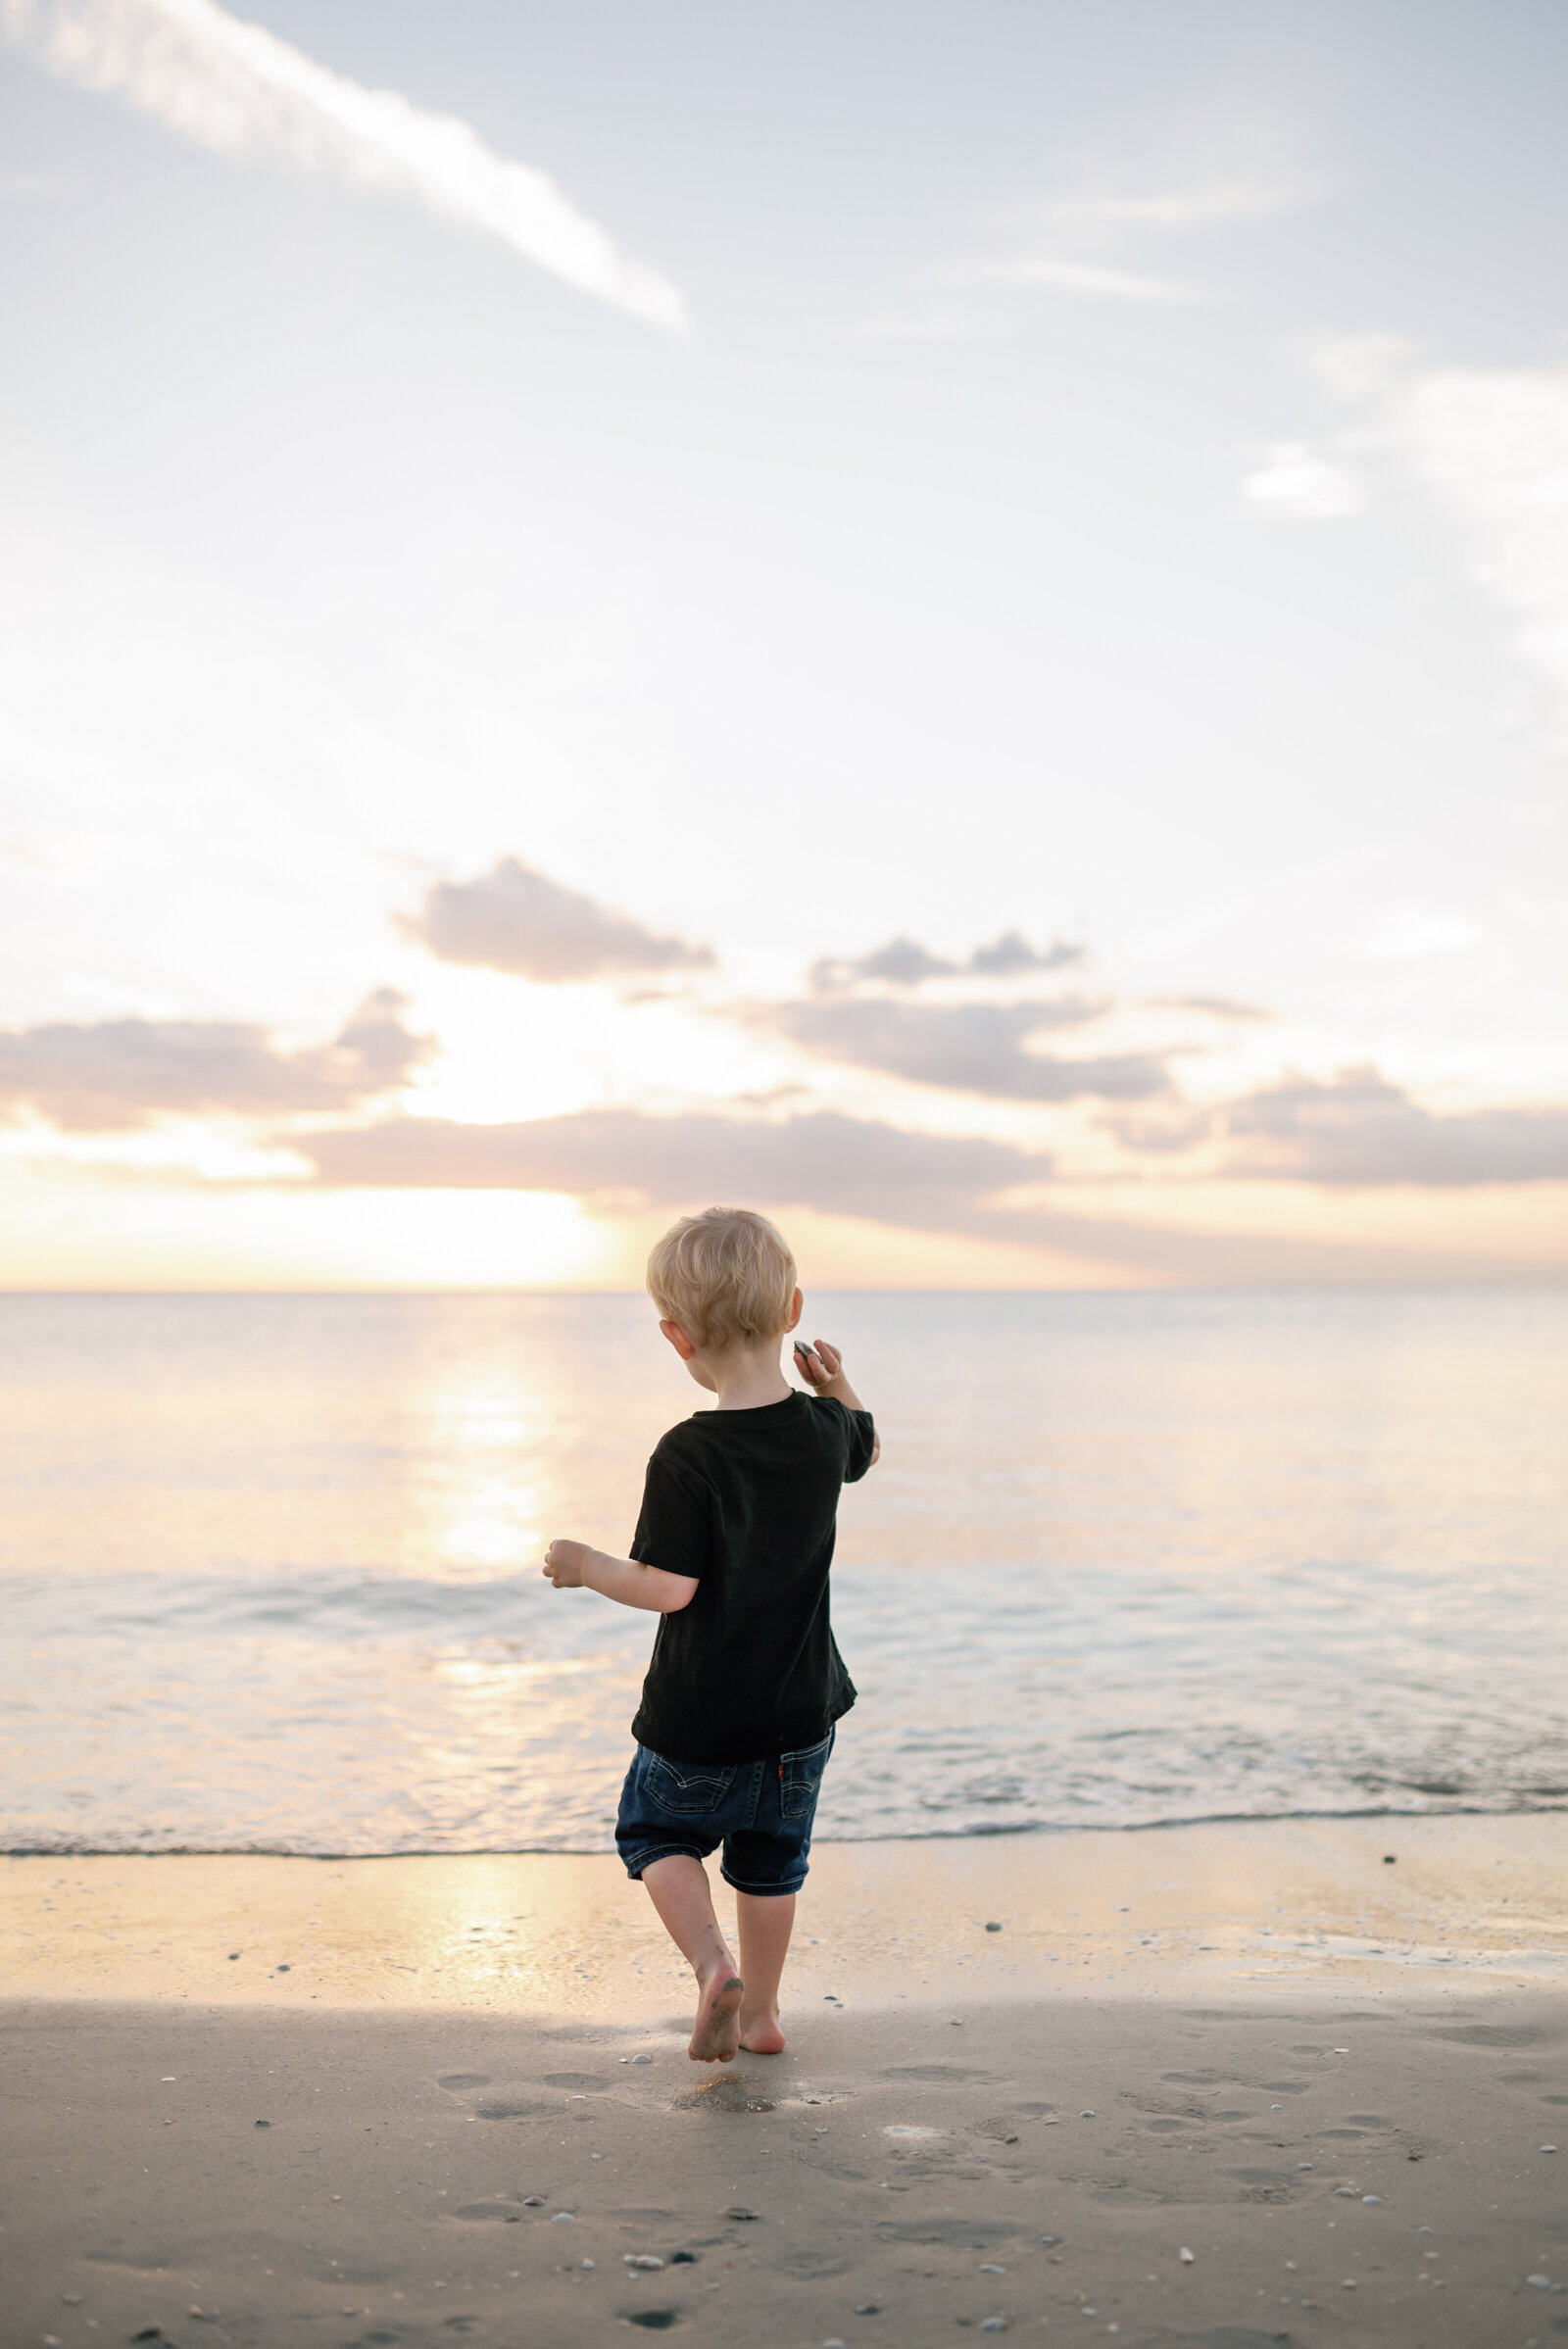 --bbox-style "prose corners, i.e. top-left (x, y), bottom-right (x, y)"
top-left (629, 1446), bottom-right (711, 1580)
top-left (841, 1406), bottom-right (876, 1483)
top-left (810, 1394), bottom-right (876, 1483)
